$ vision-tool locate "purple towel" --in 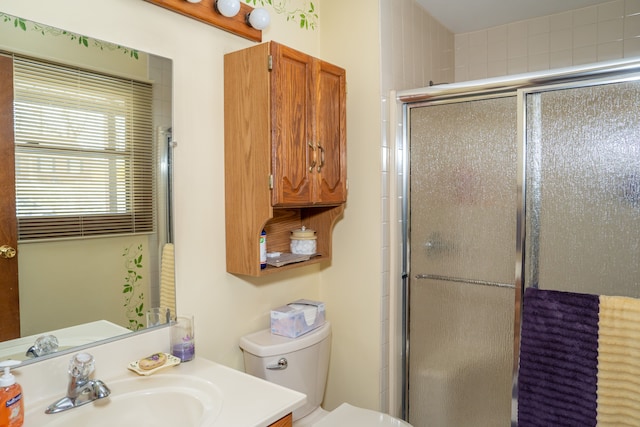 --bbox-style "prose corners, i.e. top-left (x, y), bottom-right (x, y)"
top-left (518, 288), bottom-right (600, 427)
